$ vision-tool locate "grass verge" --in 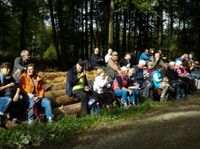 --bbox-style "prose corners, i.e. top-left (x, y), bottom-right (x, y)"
top-left (0, 99), bottom-right (171, 148)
